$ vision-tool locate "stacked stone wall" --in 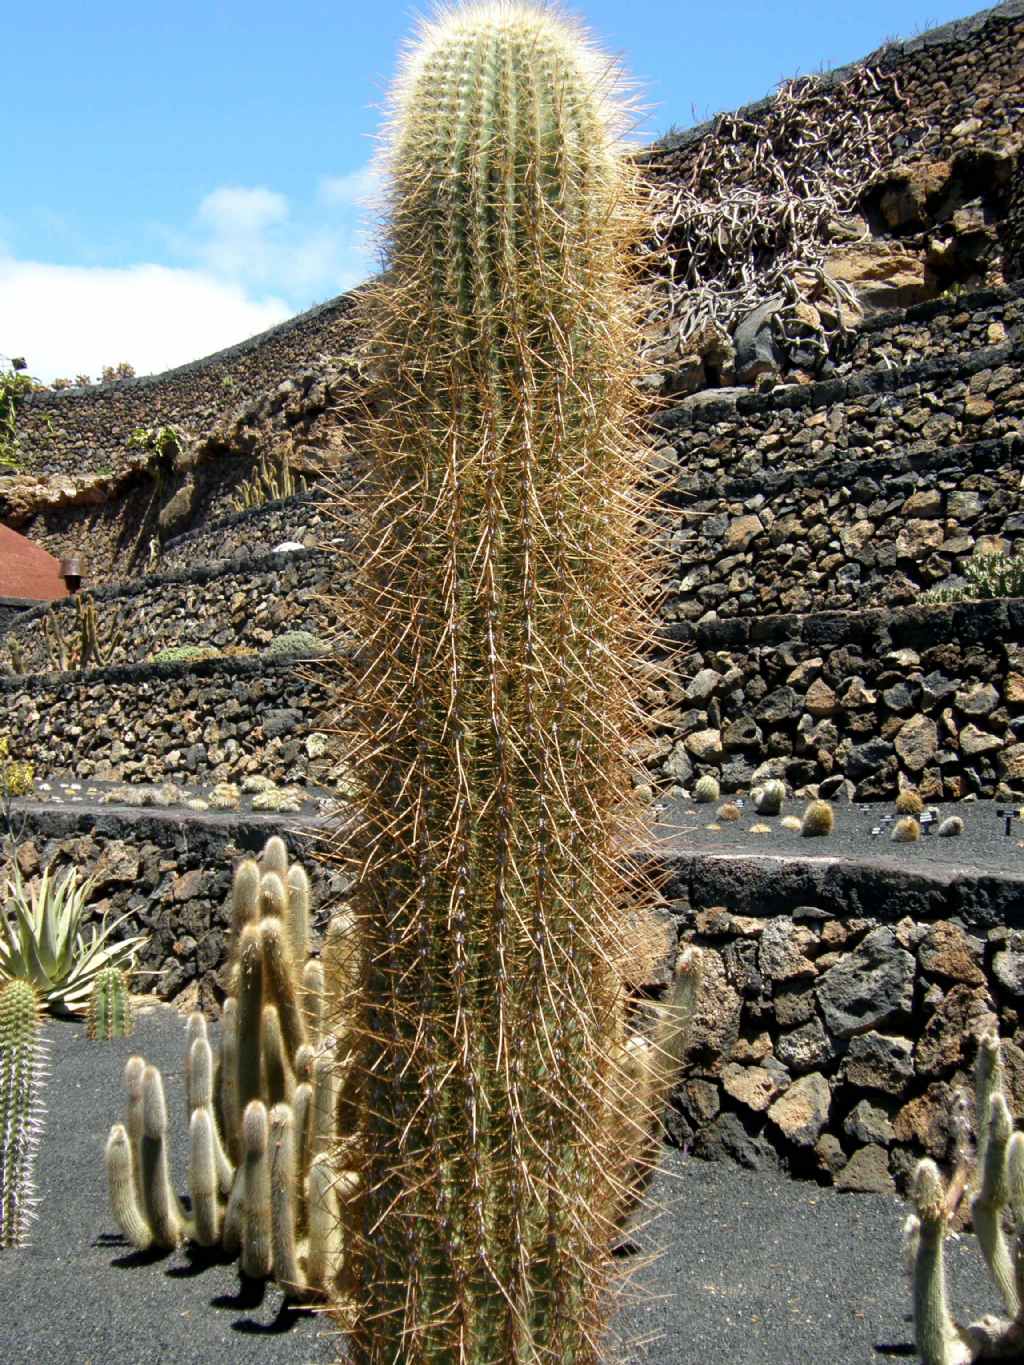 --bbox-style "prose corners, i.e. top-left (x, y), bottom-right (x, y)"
top-left (0, 656), bottom-right (330, 788)
top-left (664, 852), bottom-right (1024, 1193)
top-left (652, 598), bottom-right (1024, 801)
top-left (0, 549), bottom-right (331, 667)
